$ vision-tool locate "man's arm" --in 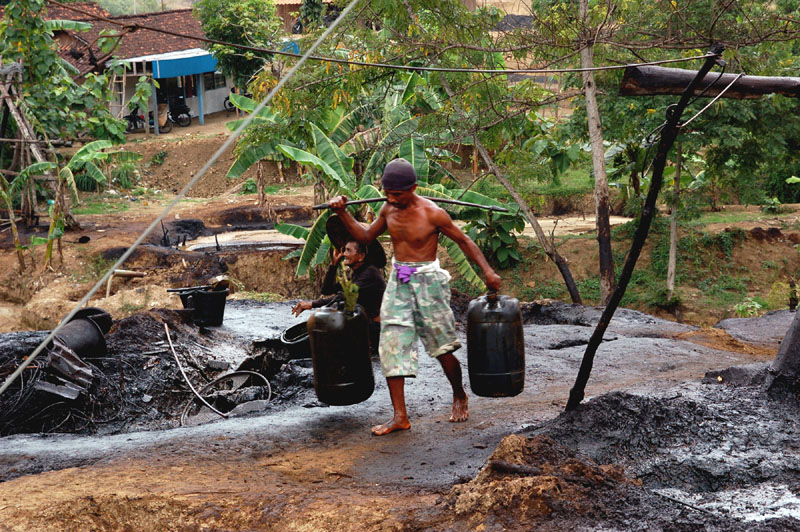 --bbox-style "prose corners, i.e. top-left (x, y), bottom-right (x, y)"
top-left (435, 208), bottom-right (502, 292)
top-left (328, 195), bottom-right (387, 244)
